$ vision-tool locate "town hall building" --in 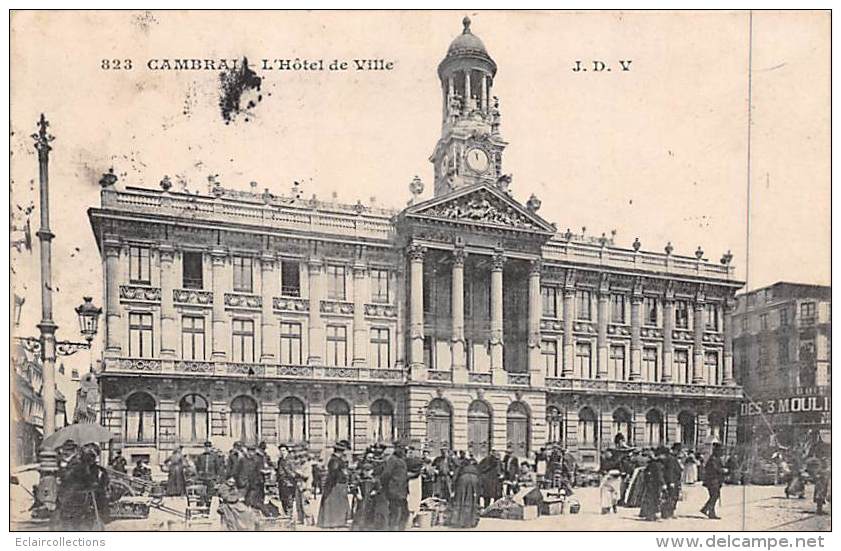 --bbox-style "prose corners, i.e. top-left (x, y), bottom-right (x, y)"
top-left (88, 17), bottom-right (744, 469)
